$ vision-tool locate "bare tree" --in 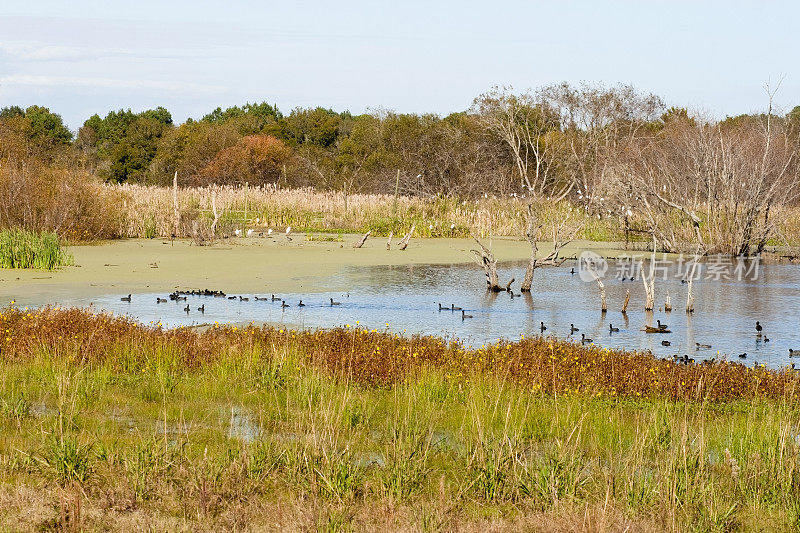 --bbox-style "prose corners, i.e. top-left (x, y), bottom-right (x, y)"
top-left (472, 237), bottom-right (511, 292)
top-left (472, 86), bottom-right (570, 198)
top-left (520, 203), bottom-right (582, 291)
top-left (625, 86), bottom-right (798, 257)
top-left (540, 82), bottom-right (664, 210)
